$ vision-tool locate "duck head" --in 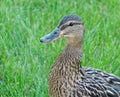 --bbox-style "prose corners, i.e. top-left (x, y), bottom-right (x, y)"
top-left (40, 14), bottom-right (84, 45)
